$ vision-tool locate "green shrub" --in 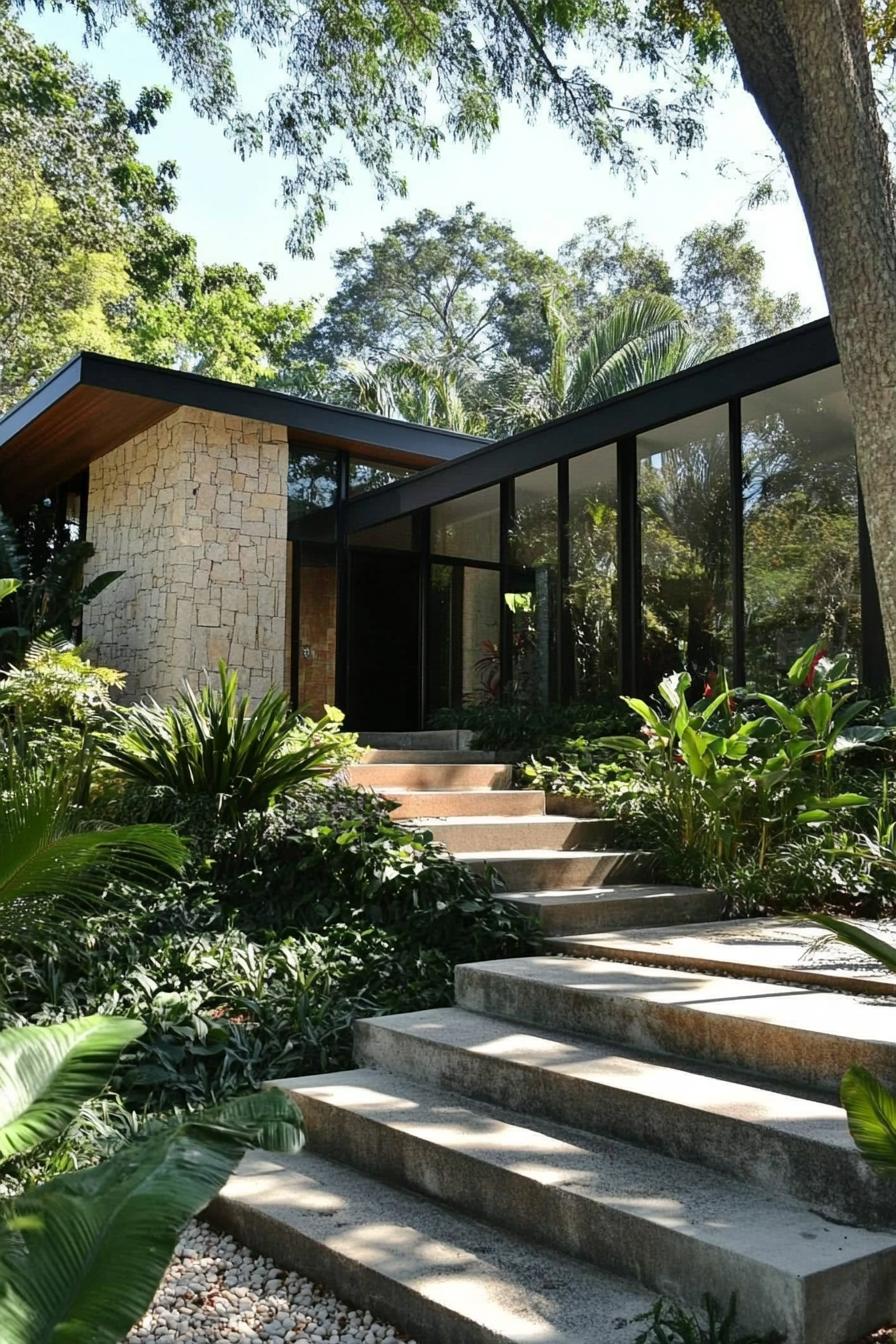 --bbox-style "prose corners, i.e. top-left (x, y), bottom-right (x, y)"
top-left (102, 663), bottom-right (359, 817)
top-left (0, 639), bottom-right (124, 727)
top-left (634, 1294), bottom-right (784, 1344)
top-left (0, 781), bottom-right (528, 1113)
top-left (429, 696), bottom-right (635, 754)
